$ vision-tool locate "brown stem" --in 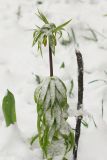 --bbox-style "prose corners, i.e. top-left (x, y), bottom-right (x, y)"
top-left (49, 45), bottom-right (53, 77)
top-left (73, 50), bottom-right (84, 160)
